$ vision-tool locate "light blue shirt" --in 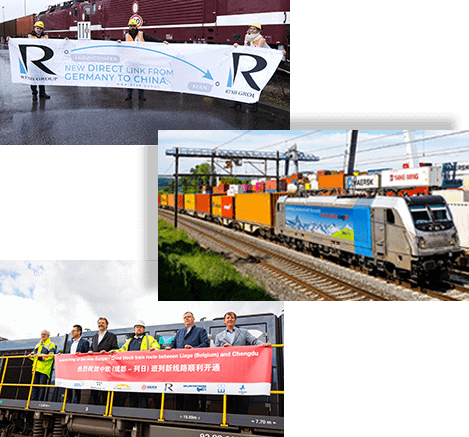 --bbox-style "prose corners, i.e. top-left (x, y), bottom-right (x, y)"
top-left (225, 327), bottom-right (236, 345)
